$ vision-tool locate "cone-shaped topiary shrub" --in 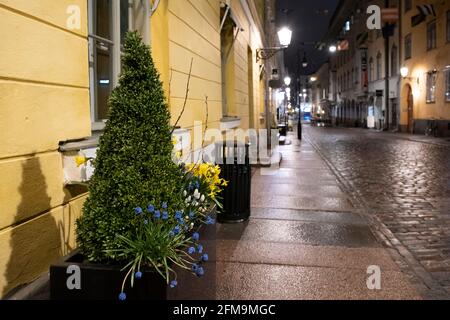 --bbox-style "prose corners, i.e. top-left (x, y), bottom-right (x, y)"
top-left (76, 31), bottom-right (184, 263)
